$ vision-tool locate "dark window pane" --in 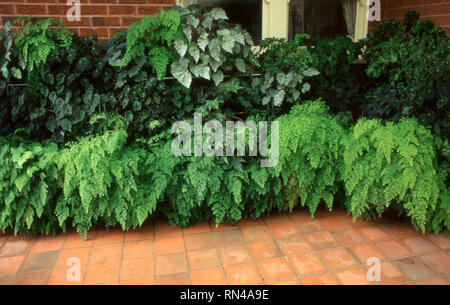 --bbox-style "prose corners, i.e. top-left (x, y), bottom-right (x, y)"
top-left (289, 0), bottom-right (349, 39)
top-left (197, 0), bottom-right (262, 43)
